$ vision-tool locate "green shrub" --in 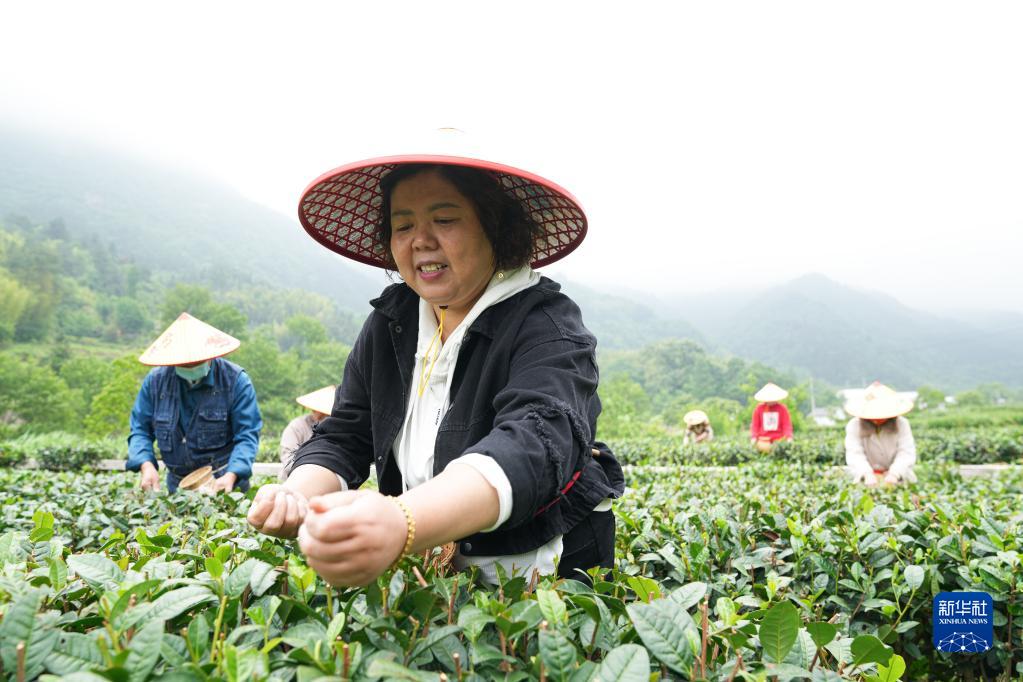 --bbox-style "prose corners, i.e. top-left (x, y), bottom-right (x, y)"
top-left (911, 405), bottom-right (1023, 429)
top-left (608, 426), bottom-right (1023, 466)
top-left (4, 432), bottom-right (120, 471)
top-left (0, 440), bottom-right (26, 467)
